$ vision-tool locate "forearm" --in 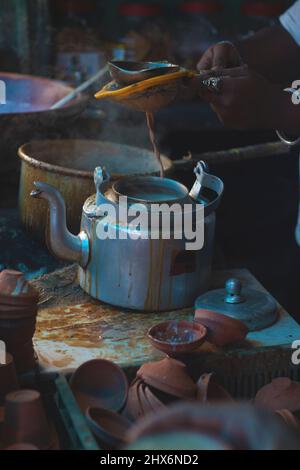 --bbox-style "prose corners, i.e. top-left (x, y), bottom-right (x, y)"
top-left (269, 86), bottom-right (300, 134)
top-left (236, 25), bottom-right (300, 84)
